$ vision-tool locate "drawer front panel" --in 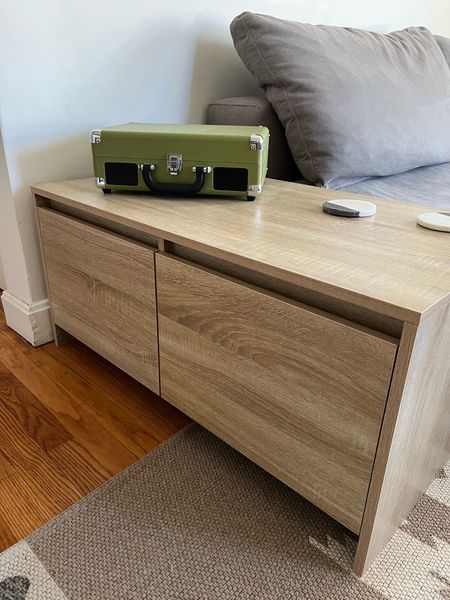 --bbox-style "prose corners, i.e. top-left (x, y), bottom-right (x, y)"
top-left (38, 208), bottom-right (159, 392)
top-left (156, 254), bottom-right (397, 532)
